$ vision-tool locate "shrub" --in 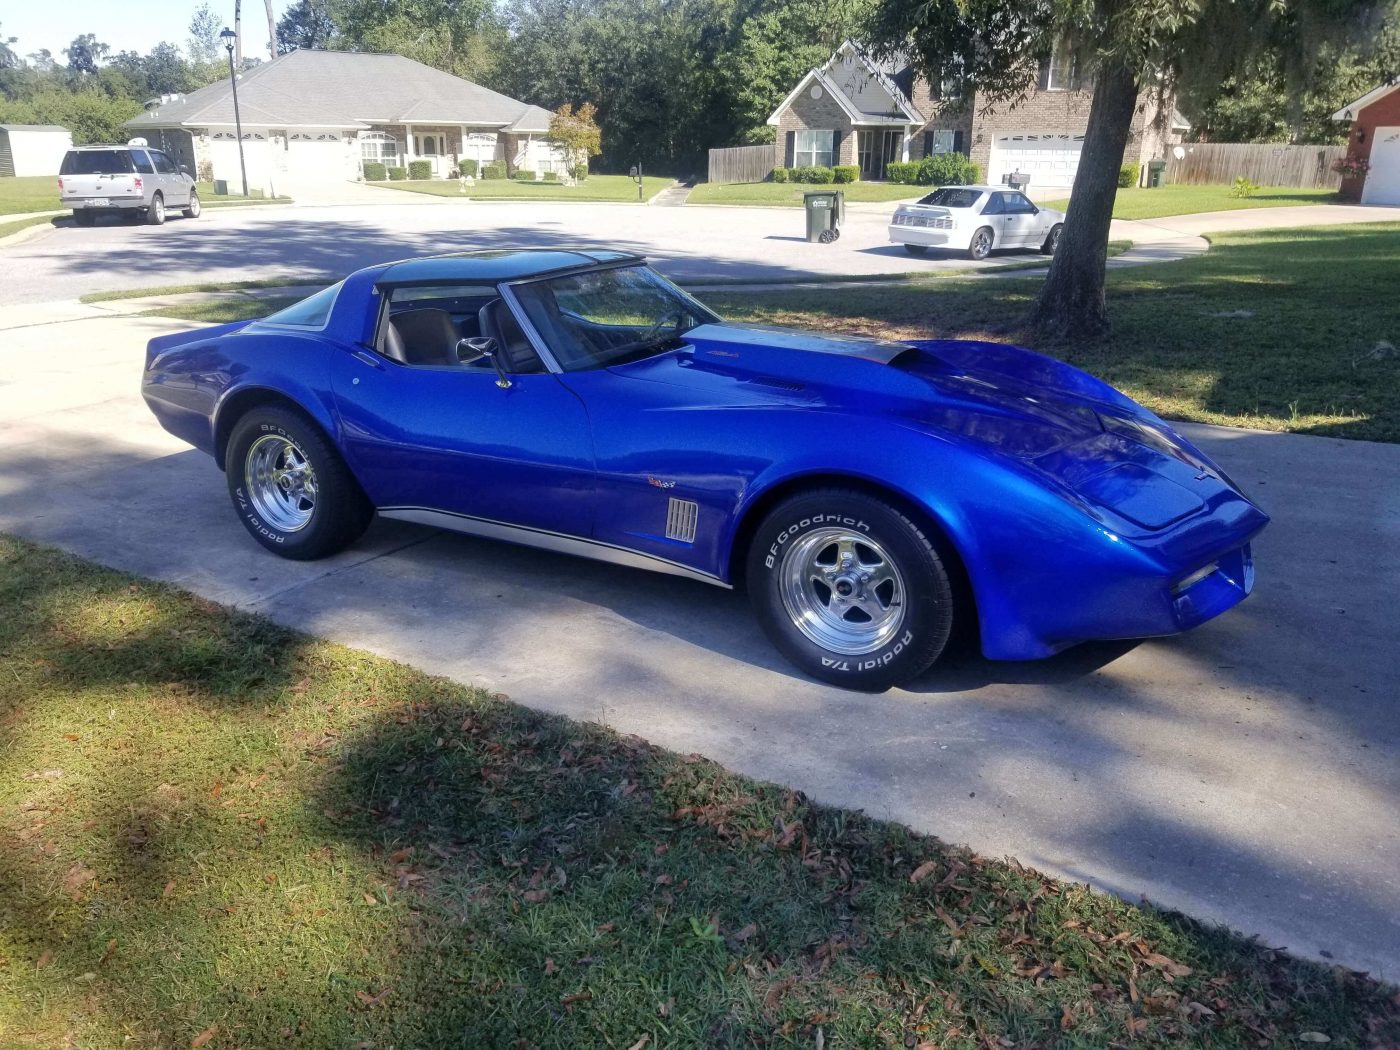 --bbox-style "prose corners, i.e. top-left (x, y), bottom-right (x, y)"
top-left (919, 153), bottom-right (980, 186)
top-left (832, 164), bottom-right (859, 184)
top-left (197, 158), bottom-right (215, 183)
top-left (458, 158), bottom-right (478, 177)
top-left (1229, 175), bottom-right (1261, 198)
top-left (771, 166), bottom-right (790, 183)
top-left (571, 163), bottom-right (589, 181)
top-left (361, 161), bottom-right (387, 181)
top-left (387, 166), bottom-right (407, 181)
top-left (884, 161), bottom-right (920, 185)
top-left (408, 160), bottom-right (432, 180)
top-left (791, 164), bottom-right (834, 184)
top-left (543, 170), bottom-right (560, 182)
top-left (513, 169), bottom-right (537, 181)
top-left (480, 163), bottom-right (506, 180)
top-left (1118, 162), bottom-right (1140, 188)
